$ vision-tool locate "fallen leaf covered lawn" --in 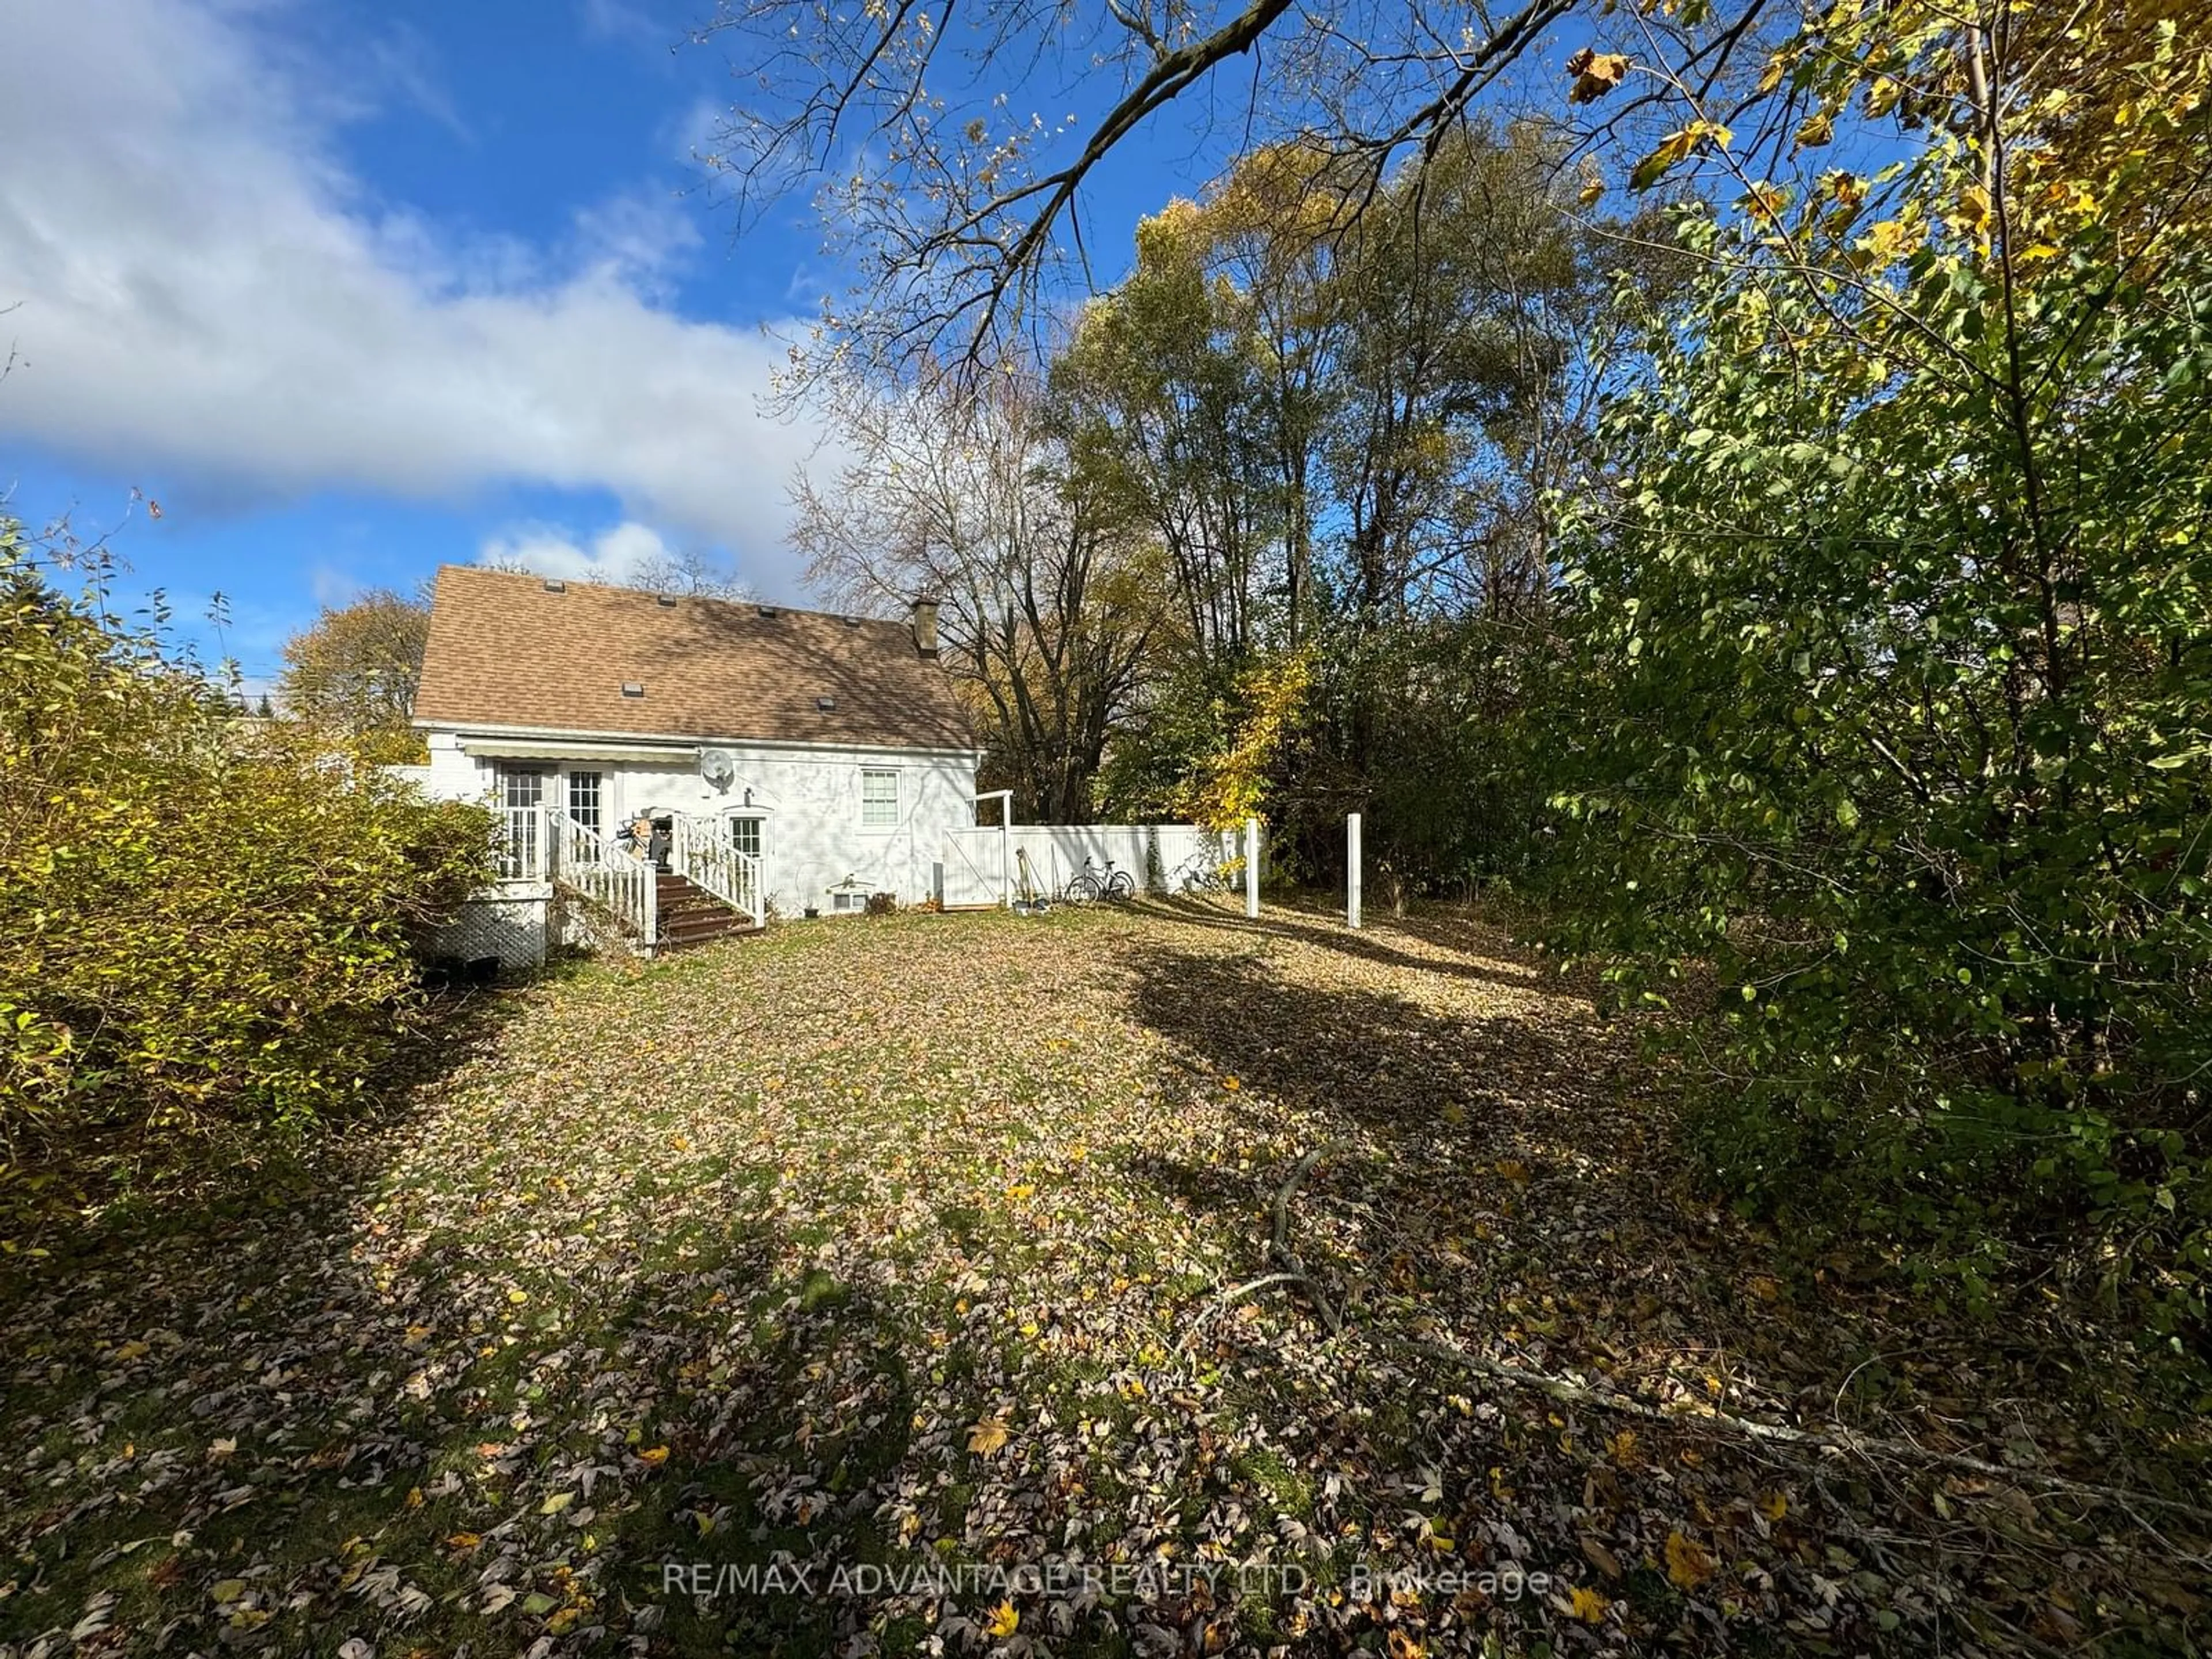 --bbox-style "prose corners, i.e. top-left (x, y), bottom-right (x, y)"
top-left (3, 901), bottom-right (2206, 1656)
